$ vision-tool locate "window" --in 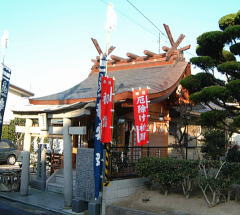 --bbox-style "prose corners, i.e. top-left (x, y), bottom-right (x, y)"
top-left (0, 141), bottom-right (10, 149)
